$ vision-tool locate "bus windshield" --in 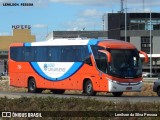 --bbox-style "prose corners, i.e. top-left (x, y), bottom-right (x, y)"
top-left (109, 49), bottom-right (142, 78)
